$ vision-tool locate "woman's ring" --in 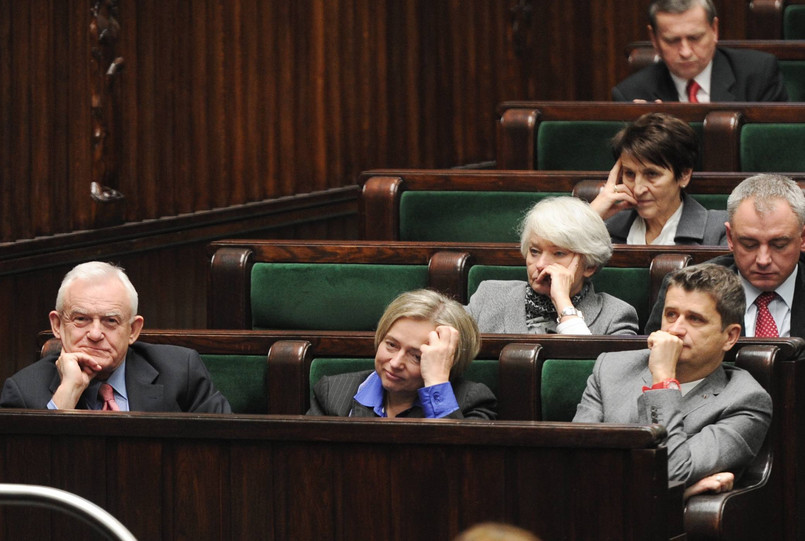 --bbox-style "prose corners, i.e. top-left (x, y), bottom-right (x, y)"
top-left (715, 475), bottom-right (722, 482)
